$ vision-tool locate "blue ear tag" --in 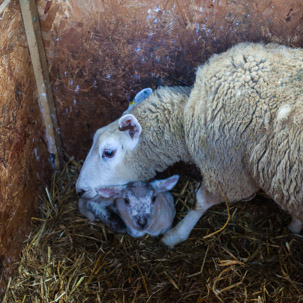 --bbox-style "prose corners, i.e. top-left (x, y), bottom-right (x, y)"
top-left (123, 88), bottom-right (153, 114)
